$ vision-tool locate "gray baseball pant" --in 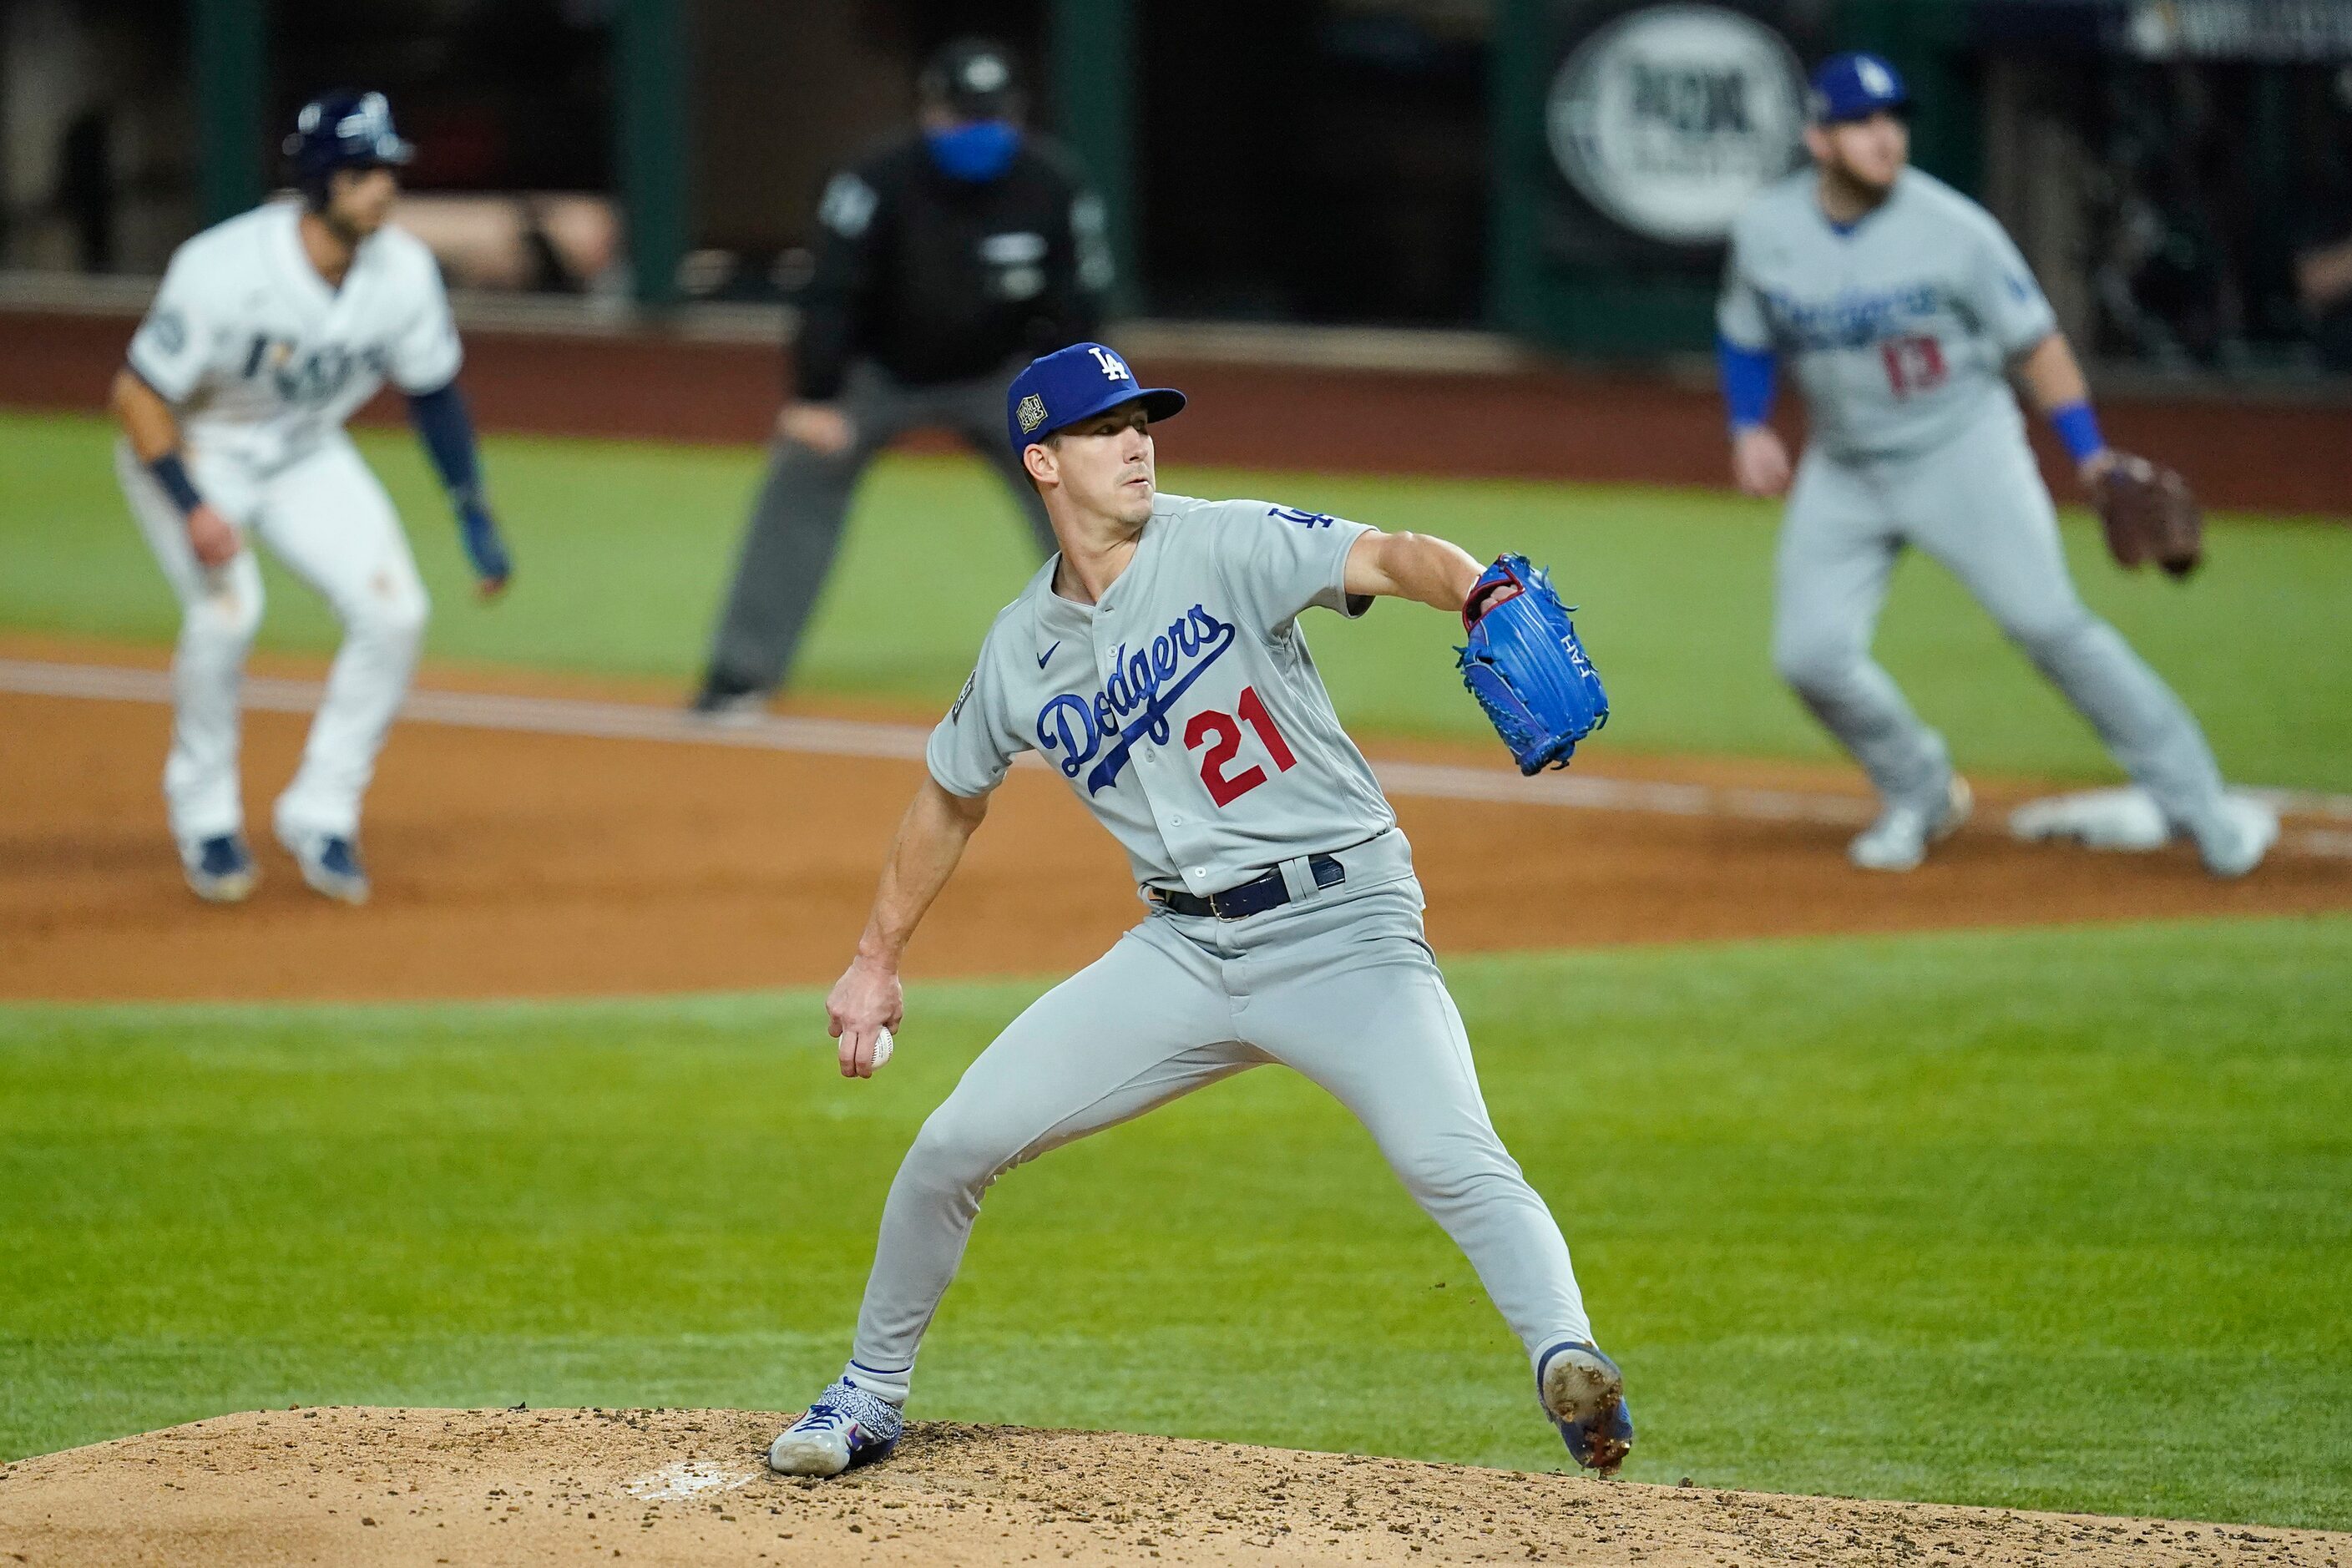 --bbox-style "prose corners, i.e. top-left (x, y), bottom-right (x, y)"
top-left (706, 358), bottom-right (1054, 694)
top-left (846, 851), bottom-right (1596, 1394)
top-left (1772, 404), bottom-right (2228, 827)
